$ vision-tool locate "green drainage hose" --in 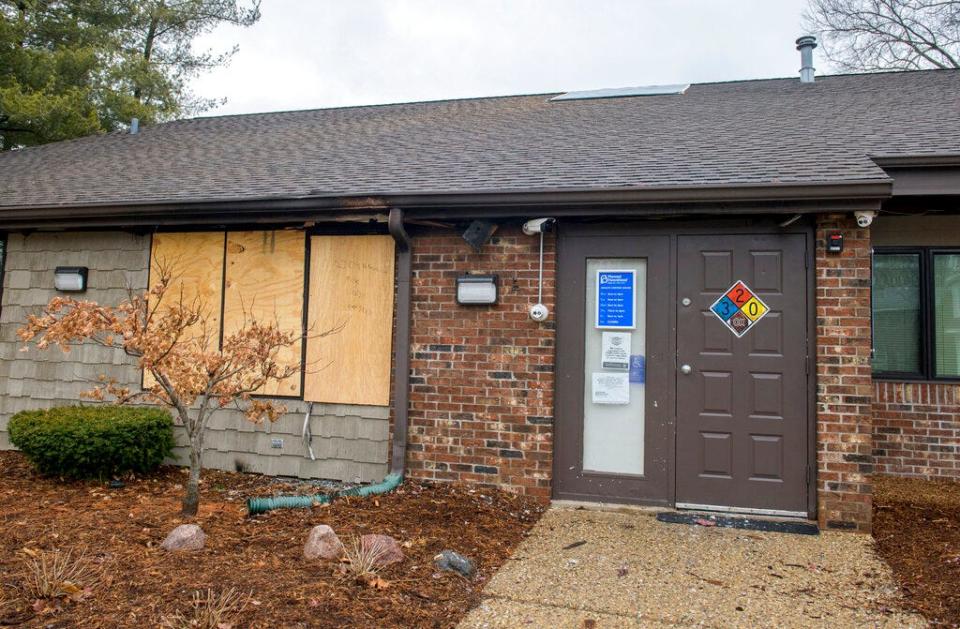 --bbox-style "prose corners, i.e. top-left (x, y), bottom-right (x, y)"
top-left (246, 472), bottom-right (403, 515)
